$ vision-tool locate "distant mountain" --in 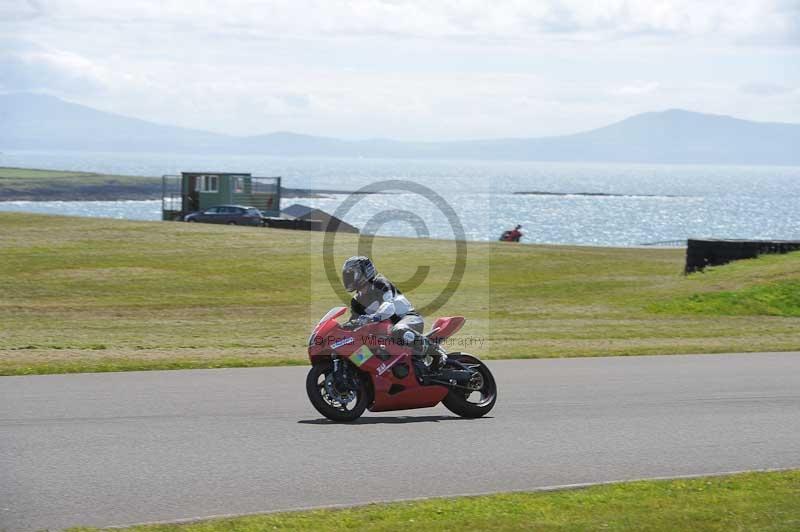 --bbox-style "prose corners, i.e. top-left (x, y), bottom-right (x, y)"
top-left (2, 93), bottom-right (799, 165)
top-left (511, 109), bottom-right (800, 165)
top-left (0, 93), bottom-right (230, 152)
